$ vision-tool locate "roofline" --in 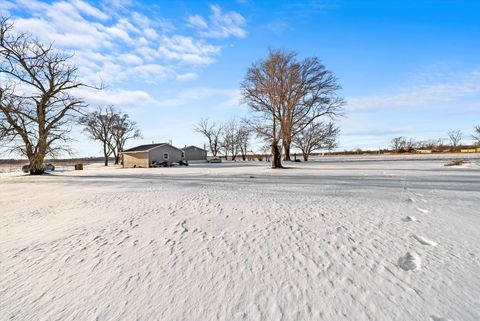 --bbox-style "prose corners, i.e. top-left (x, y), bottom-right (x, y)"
top-left (182, 145), bottom-right (207, 151)
top-left (122, 143), bottom-right (183, 154)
